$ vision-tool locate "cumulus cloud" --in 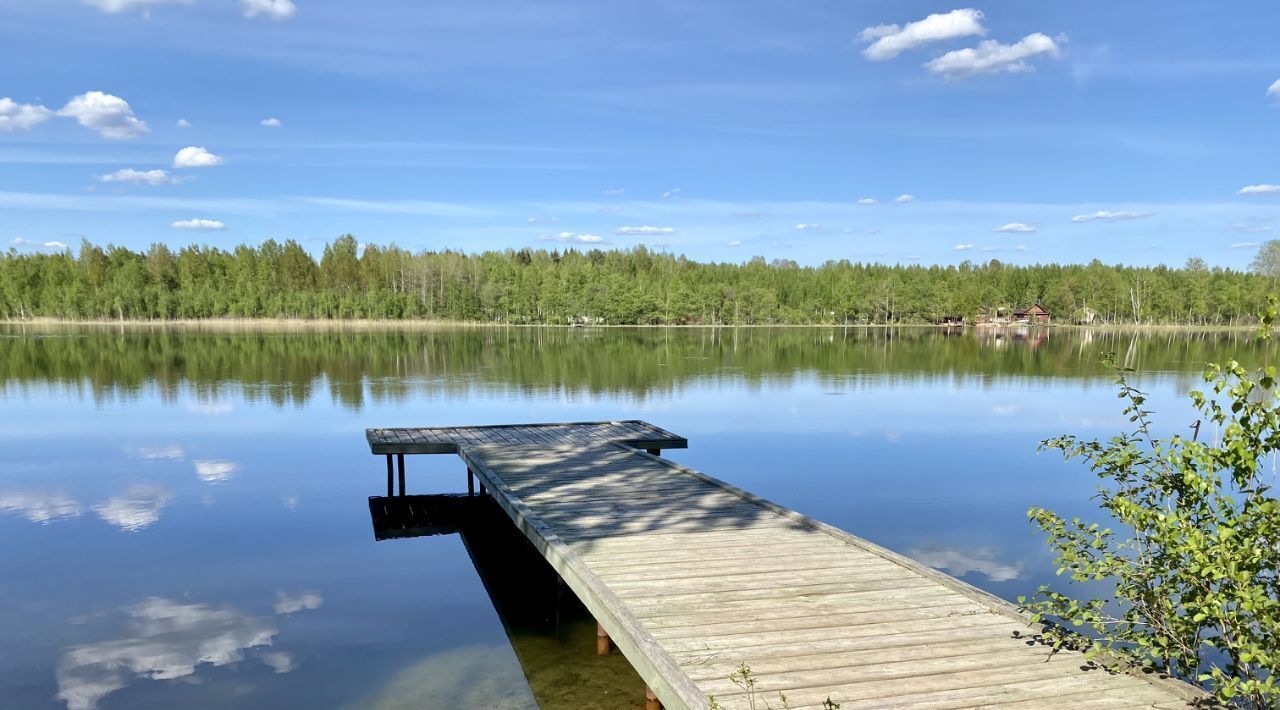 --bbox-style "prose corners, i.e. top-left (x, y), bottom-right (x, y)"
top-left (241, 0), bottom-right (296, 20)
top-left (910, 544), bottom-right (1024, 582)
top-left (11, 238), bottom-right (69, 250)
top-left (1071, 210), bottom-right (1153, 223)
top-left (58, 92), bottom-right (149, 140)
top-left (97, 168), bottom-right (181, 186)
top-left (953, 243), bottom-right (974, 251)
top-left (171, 218), bottom-right (226, 230)
top-left (994, 222), bottom-right (1036, 233)
top-left (0, 97), bottom-right (53, 132)
top-left (175, 118), bottom-right (191, 128)
top-left (855, 197), bottom-right (877, 205)
top-left (55, 597), bottom-right (291, 710)
top-left (1238, 184), bottom-right (1280, 195)
top-left (860, 9), bottom-right (986, 61)
top-left (83, 0), bottom-right (191, 14)
top-left (0, 491), bottom-right (82, 524)
top-left (614, 225), bottom-right (675, 236)
top-left (274, 590), bottom-right (323, 615)
top-left (194, 460), bottom-right (238, 483)
top-left (93, 485), bottom-right (173, 532)
top-left (259, 117), bottom-right (282, 128)
top-left (172, 146), bottom-right (223, 168)
top-left (543, 231), bottom-right (605, 244)
top-left (794, 223), bottom-right (823, 231)
top-left (925, 33), bottom-right (1065, 79)
top-left (893, 194), bottom-right (914, 203)
top-left (602, 188), bottom-right (625, 196)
